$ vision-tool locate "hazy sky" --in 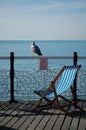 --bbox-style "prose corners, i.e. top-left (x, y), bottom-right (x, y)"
top-left (0, 0), bottom-right (86, 40)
